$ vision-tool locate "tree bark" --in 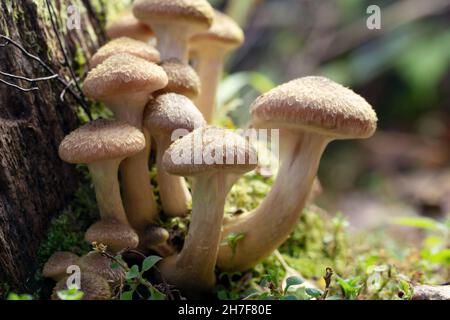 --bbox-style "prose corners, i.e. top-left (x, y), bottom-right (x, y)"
top-left (0, 0), bottom-right (107, 294)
